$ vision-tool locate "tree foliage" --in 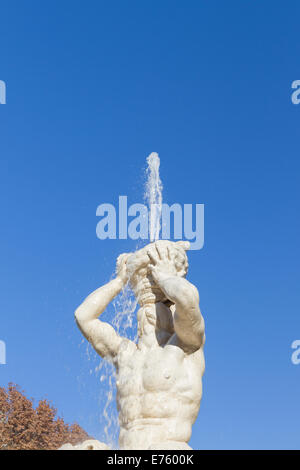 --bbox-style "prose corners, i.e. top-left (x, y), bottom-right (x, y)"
top-left (0, 383), bottom-right (90, 450)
